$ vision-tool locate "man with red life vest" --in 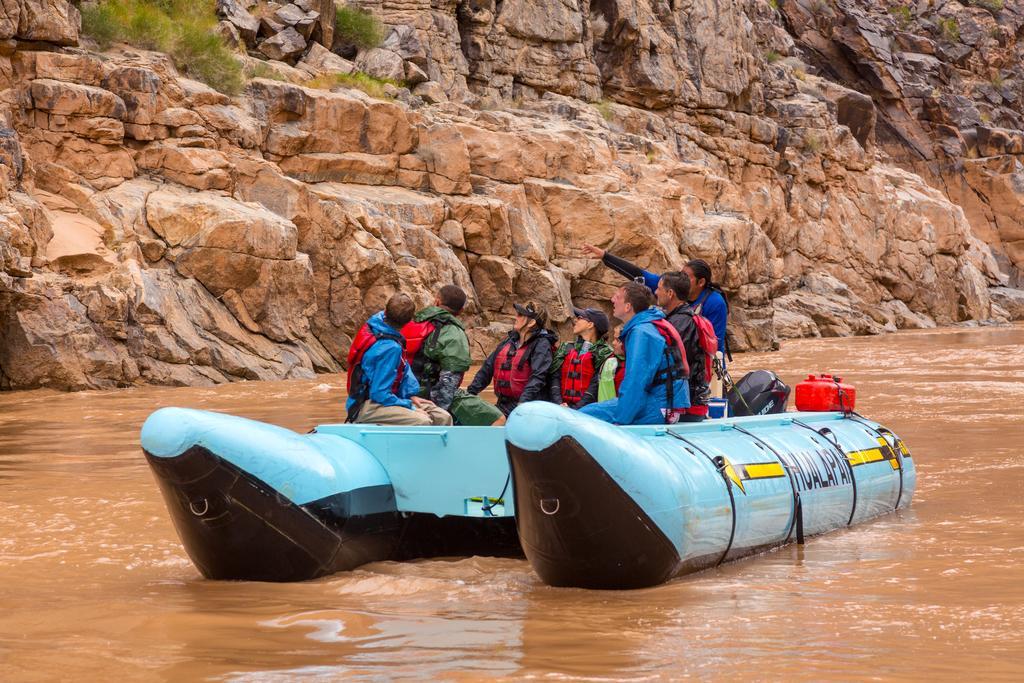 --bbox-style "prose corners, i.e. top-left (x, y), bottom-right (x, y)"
top-left (549, 307), bottom-right (613, 409)
top-left (467, 301), bottom-right (557, 418)
top-left (579, 282), bottom-right (691, 425)
top-left (656, 271), bottom-right (712, 421)
top-left (401, 285), bottom-right (504, 426)
top-left (345, 293), bottom-right (453, 426)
